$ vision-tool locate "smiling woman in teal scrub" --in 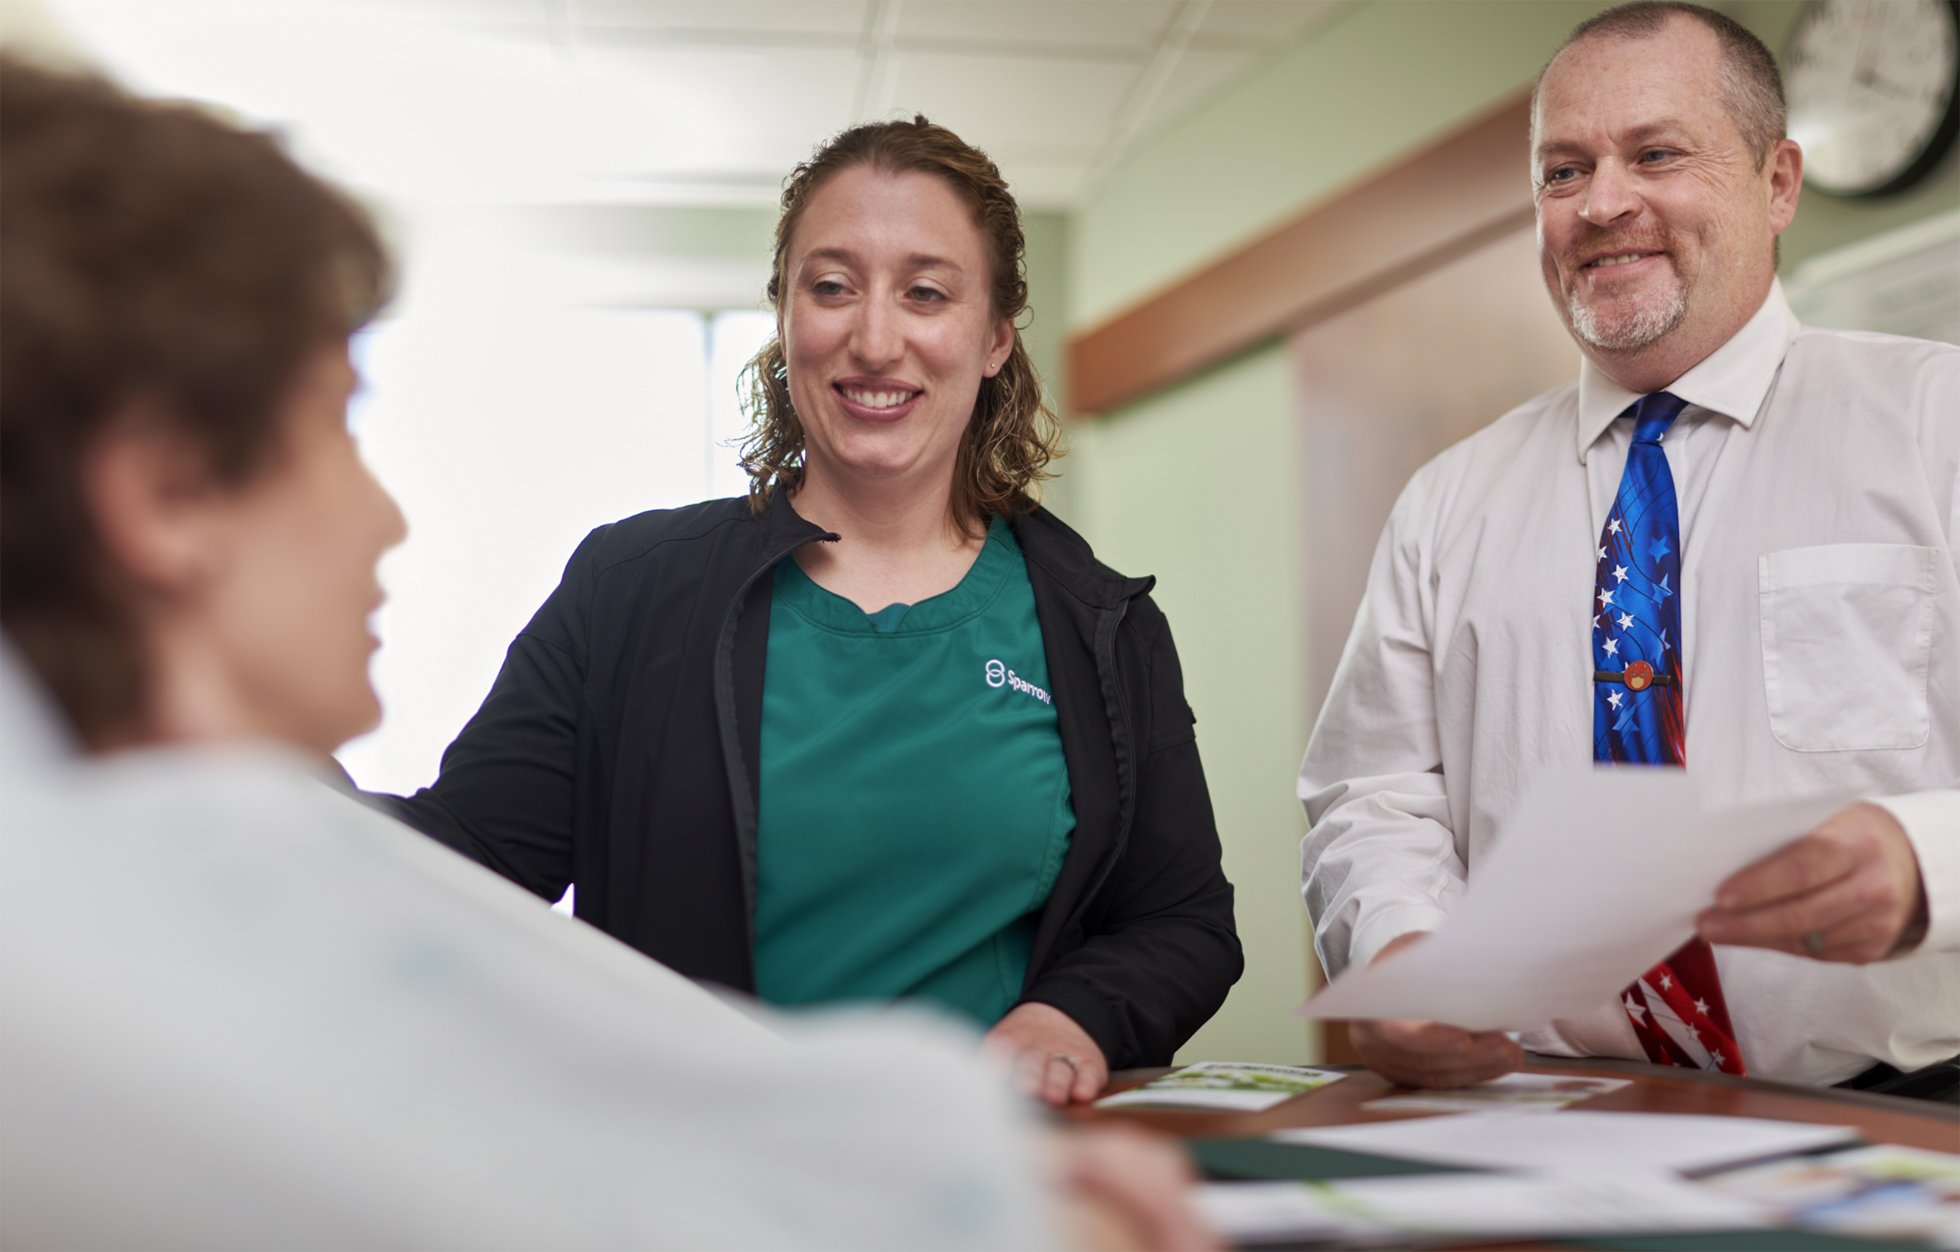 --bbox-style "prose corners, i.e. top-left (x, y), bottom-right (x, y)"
top-left (386, 117), bottom-right (1241, 1106)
